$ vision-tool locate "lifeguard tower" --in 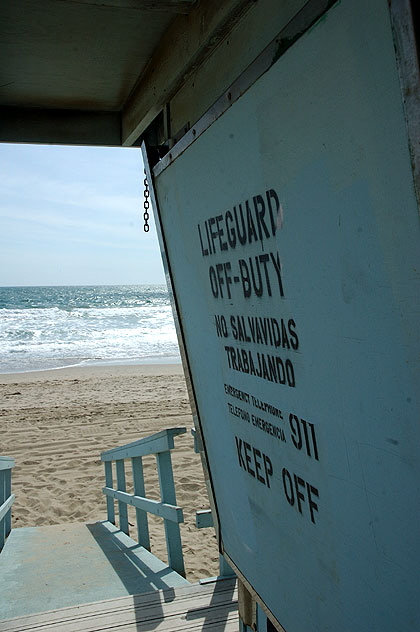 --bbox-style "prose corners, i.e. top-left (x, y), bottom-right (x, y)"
top-left (1, 1), bottom-right (420, 630)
